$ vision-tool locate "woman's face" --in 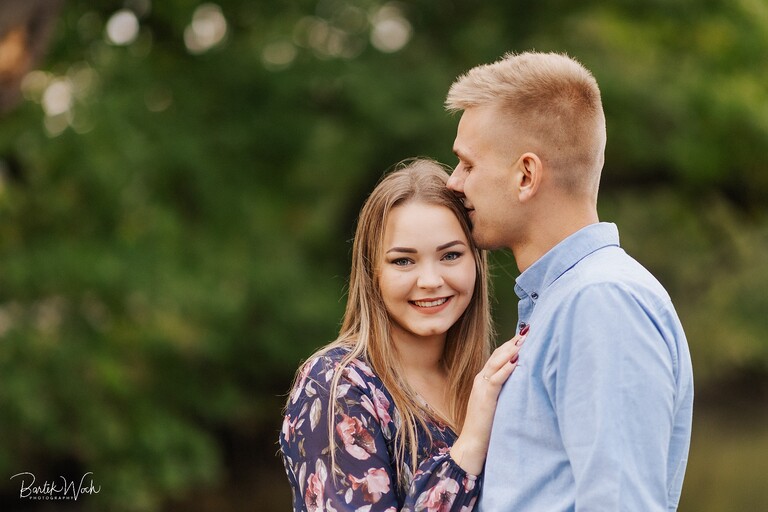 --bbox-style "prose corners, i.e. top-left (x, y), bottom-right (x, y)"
top-left (378, 201), bottom-right (476, 344)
